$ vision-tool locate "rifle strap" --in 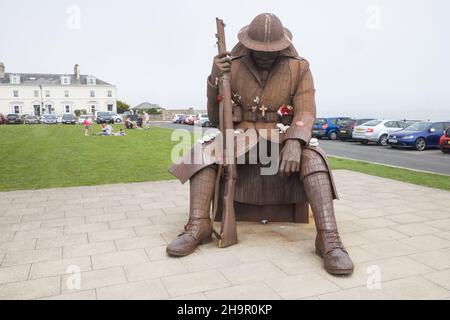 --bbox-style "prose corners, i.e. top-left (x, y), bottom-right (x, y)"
top-left (210, 163), bottom-right (223, 240)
